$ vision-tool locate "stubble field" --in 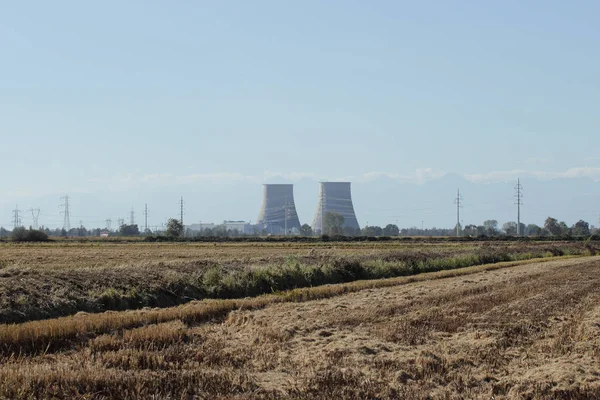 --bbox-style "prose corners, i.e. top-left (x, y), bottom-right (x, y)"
top-left (0, 240), bottom-right (588, 324)
top-left (0, 240), bottom-right (599, 399)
